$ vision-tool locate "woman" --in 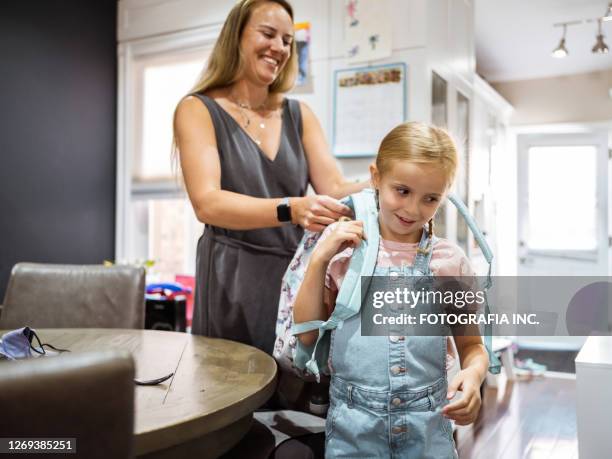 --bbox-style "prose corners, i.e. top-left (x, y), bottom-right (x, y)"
top-left (174, 0), bottom-right (367, 354)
